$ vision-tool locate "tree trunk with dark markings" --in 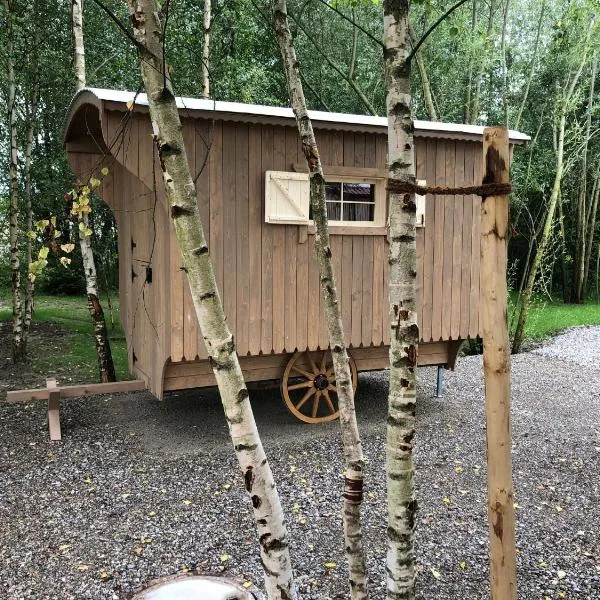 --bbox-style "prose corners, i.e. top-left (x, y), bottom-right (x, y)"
top-left (383, 1), bottom-right (418, 598)
top-left (127, 1), bottom-right (297, 597)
